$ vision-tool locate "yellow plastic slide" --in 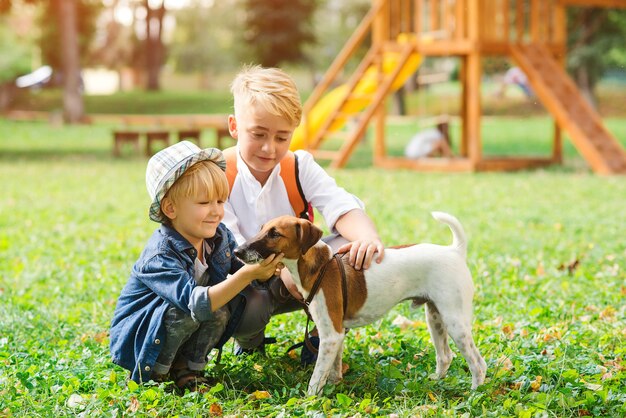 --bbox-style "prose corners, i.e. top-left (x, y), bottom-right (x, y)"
top-left (290, 44), bottom-right (422, 151)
